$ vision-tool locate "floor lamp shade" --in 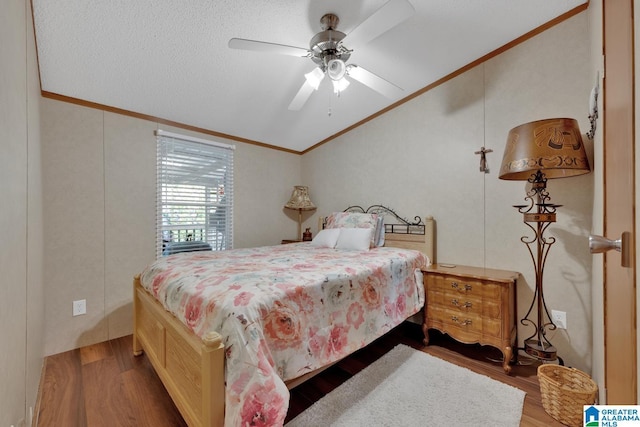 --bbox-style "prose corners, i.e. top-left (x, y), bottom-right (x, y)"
top-left (499, 118), bottom-right (590, 362)
top-left (499, 118), bottom-right (590, 180)
top-left (284, 186), bottom-right (316, 240)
